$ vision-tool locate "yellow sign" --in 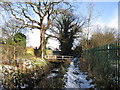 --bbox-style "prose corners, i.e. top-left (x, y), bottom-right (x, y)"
top-left (26, 48), bottom-right (34, 56)
top-left (46, 49), bottom-right (53, 55)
